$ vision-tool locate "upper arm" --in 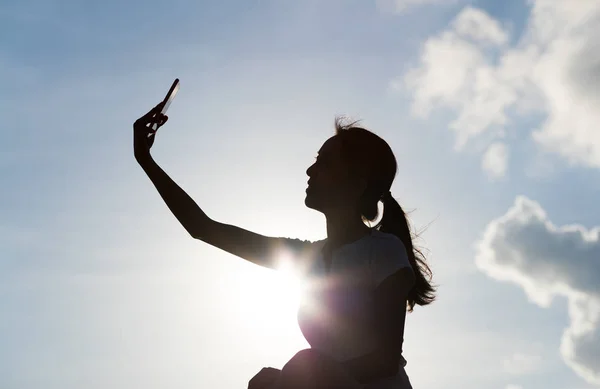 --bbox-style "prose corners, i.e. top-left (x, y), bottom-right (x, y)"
top-left (370, 237), bottom-right (415, 292)
top-left (196, 219), bottom-right (317, 270)
top-left (371, 238), bottom-right (415, 324)
top-left (373, 265), bottom-right (415, 311)
top-left (370, 238), bottom-right (416, 359)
